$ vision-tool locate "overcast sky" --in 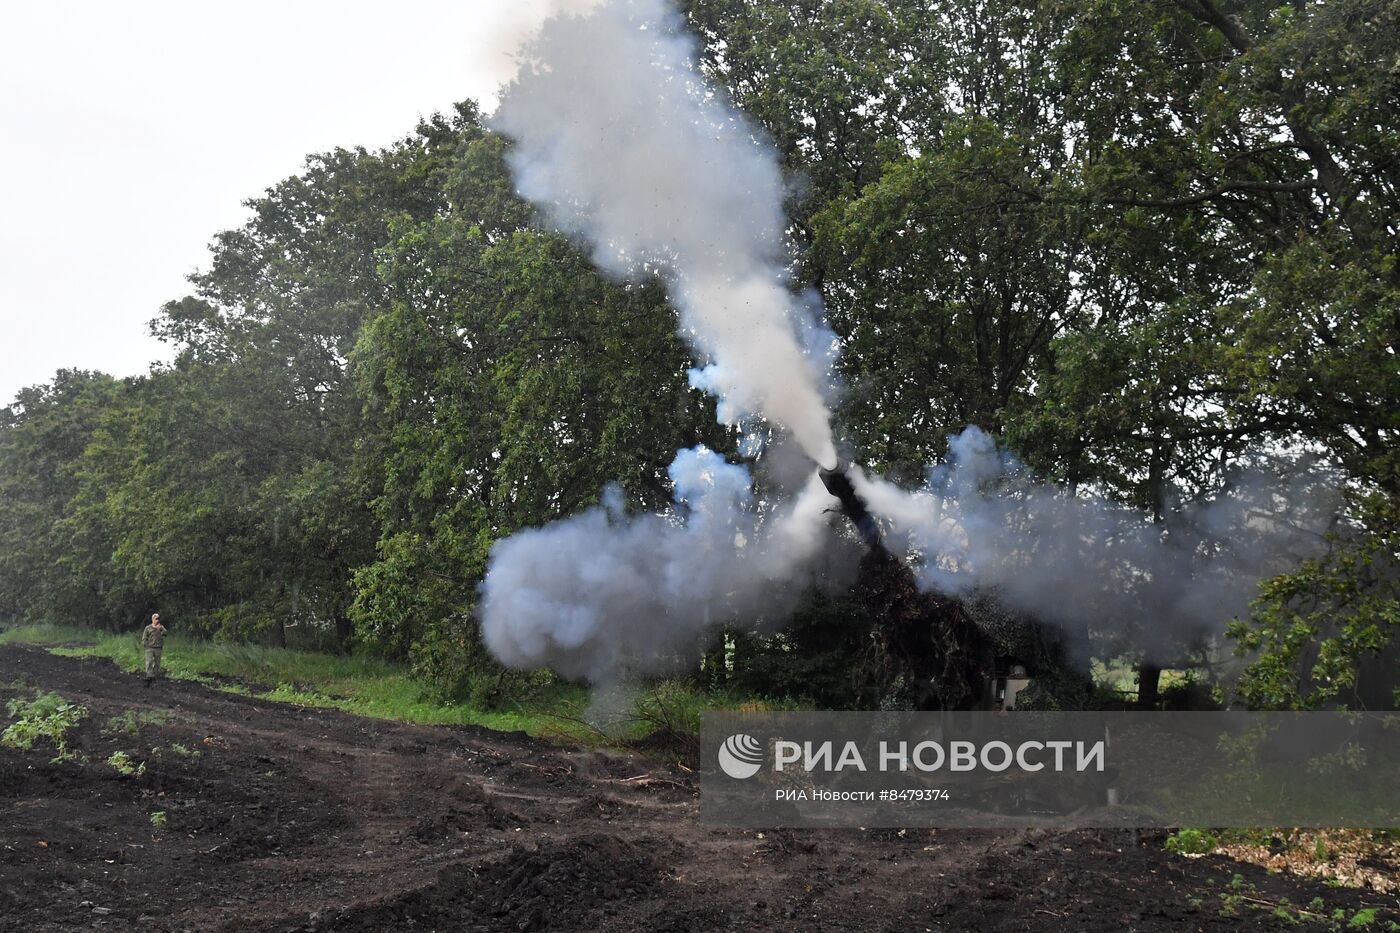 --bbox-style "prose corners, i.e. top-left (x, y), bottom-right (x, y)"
top-left (0, 1), bottom-right (534, 404)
